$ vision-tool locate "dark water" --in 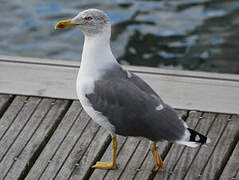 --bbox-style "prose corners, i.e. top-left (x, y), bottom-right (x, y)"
top-left (0, 0), bottom-right (239, 74)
